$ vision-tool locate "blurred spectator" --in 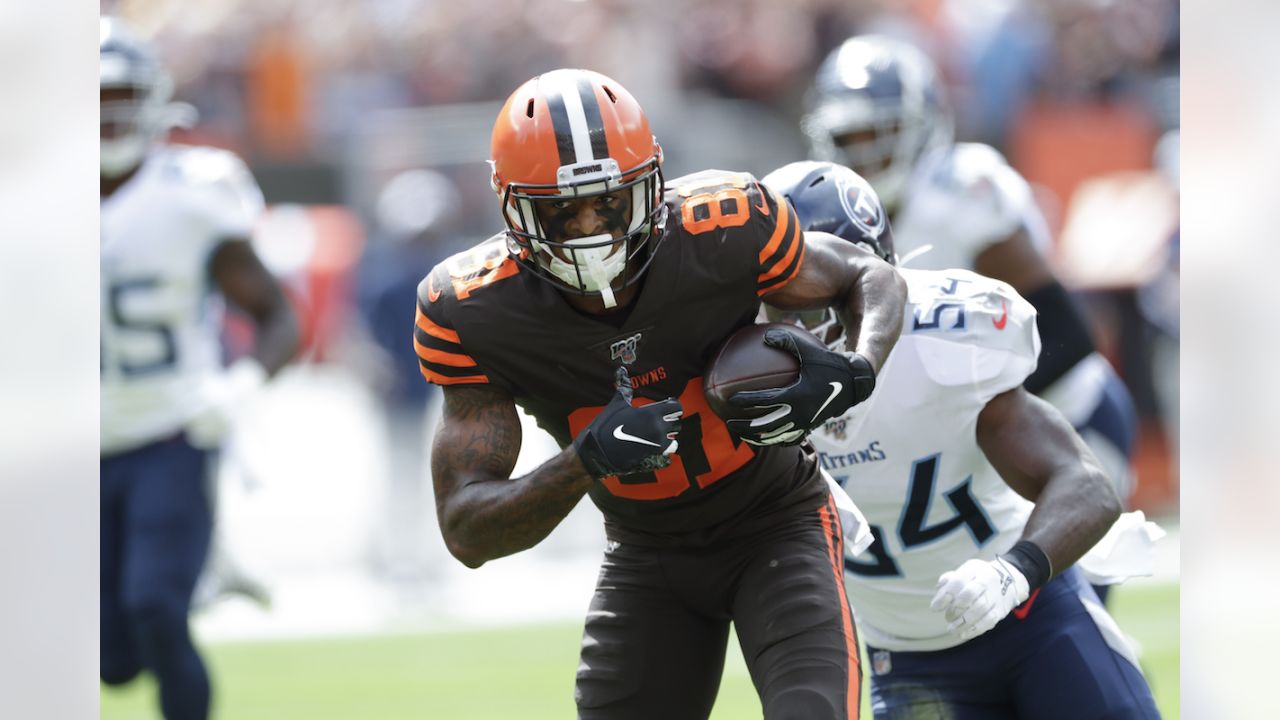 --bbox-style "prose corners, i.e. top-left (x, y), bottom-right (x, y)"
top-left (357, 168), bottom-right (463, 583)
